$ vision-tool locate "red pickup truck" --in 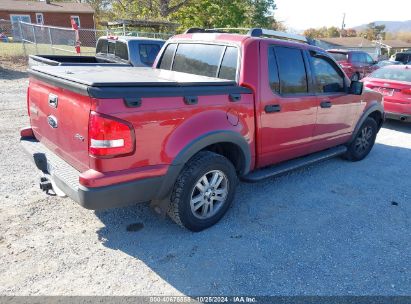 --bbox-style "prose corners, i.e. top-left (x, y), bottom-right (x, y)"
top-left (21, 28), bottom-right (384, 231)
